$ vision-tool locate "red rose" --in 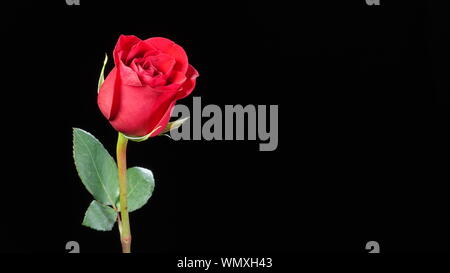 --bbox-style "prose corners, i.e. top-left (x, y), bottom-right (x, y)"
top-left (98, 35), bottom-right (199, 137)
